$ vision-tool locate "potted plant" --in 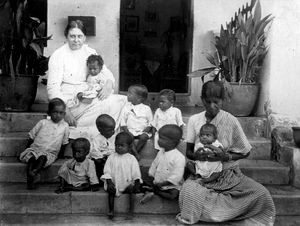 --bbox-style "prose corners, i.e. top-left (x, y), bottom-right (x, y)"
top-left (0, 0), bottom-right (50, 111)
top-left (189, 0), bottom-right (273, 116)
